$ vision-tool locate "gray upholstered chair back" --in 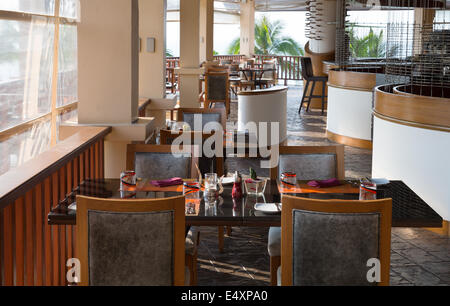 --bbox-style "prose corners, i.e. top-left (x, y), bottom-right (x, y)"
top-left (262, 62), bottom-right (276, 79)
top-left (134, 152), bottom-right (191, 179)
top-left (182, 113), bottom-right (222, 130)
top-left (88, 210), bottom-right (174, 285)
top-left (291, 209), bottom-right (380, 286)
top-left (206, 74), bottom-right (227, 101)
top-left (278, 154), bottom-right (337, 180)
top-left (225, 157), bottom-right (270, 178)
